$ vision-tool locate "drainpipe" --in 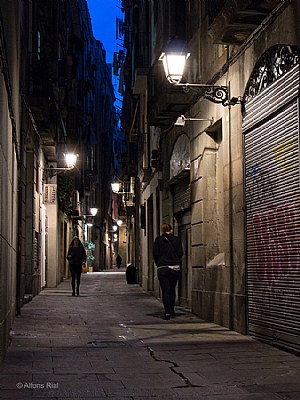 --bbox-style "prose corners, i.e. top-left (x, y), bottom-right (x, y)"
top-left (227, 82), bottom-right (234, 331)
